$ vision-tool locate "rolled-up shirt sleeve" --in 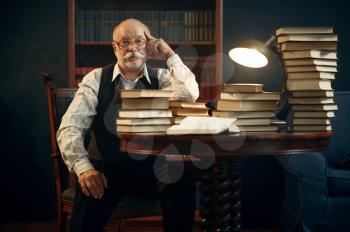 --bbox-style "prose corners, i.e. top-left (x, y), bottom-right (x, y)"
top-left (158, 54), bottom-right (199, 102)
top-left (56, 69), bottom-right (101, 176)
